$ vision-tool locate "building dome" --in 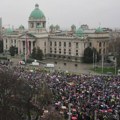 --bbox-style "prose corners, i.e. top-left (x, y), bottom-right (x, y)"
top-left (95, 27), bottom-right (103, 33)
top-left (75, 27), bottom-right (84, 37)
top-left (50, 24), bottom-right (54, 28)
top-left (29, 4), bottom-right (45, 19)
top-left (19, 25), bottom-right (25, 30)
top-left (5, 28), bottom-right (13, 34)
top-left (71, 24), bottom-right (76, 32)
top-left (55, 25), bottom-right (60, 30)
top-left (71, 24), bottom-right (76, 29)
